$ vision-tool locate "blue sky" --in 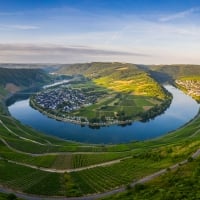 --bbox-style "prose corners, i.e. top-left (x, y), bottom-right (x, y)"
top-left (0, 0), bottom-right (200, 64)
